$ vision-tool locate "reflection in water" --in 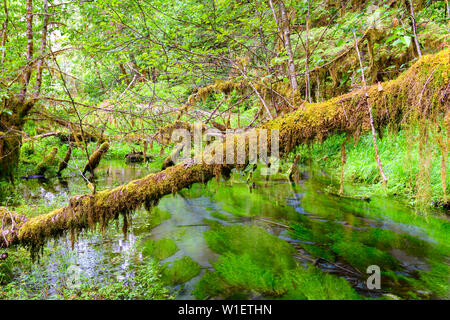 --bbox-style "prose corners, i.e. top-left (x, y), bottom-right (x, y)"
top-left (11, 160), bottom-right (450, 300)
